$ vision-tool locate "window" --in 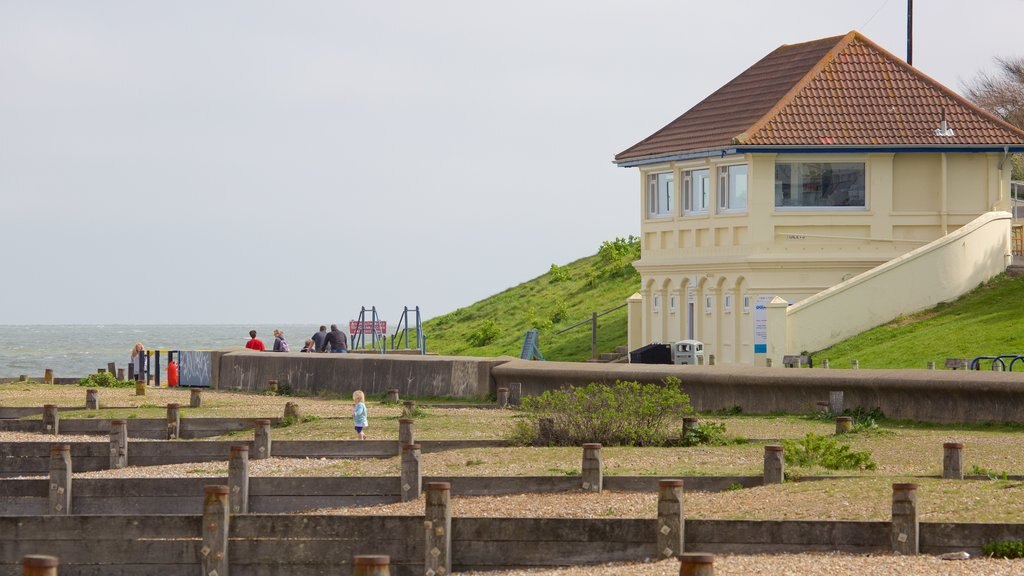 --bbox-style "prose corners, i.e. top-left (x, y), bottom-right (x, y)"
top-left (704, 294), bottom-right (713, 314)
top-left (669, 294), bottom-right (678, 313)
top-left (775, 162), bottom-right (865, 209)
top-left (719, 165), bottom-right (747, 212)
top-left (683, 168), bottom-right (710, 214)
top-left (724, 294), bottom-right (733, 313)
top-left (647, 172), bottom-right (674, 217)
top-left (742, 294), bottom-right (751, 314)
top-left (652, 294), bottom-right (661, 313)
